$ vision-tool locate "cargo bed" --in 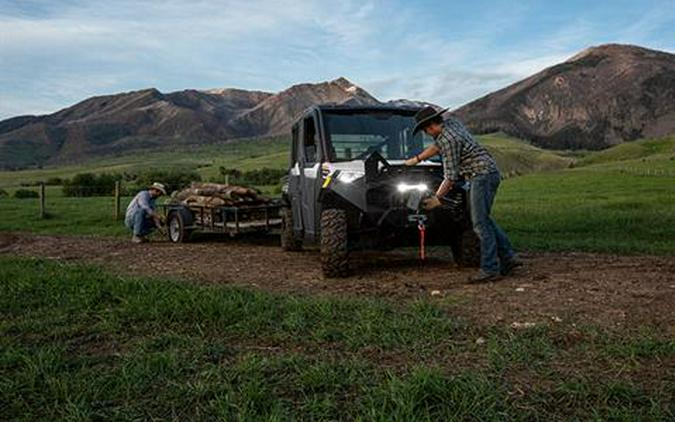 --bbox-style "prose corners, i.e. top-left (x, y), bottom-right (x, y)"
top-left (162, 201), bottom-right (282, 242)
